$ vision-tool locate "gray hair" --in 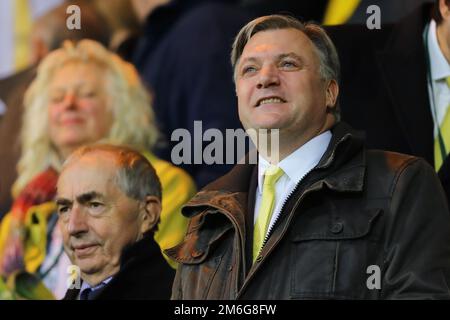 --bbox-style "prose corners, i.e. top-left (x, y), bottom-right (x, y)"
top-left (63, 144), bottom-right (162, 201)
top-left (231, 15), bottom-right (341, 119)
